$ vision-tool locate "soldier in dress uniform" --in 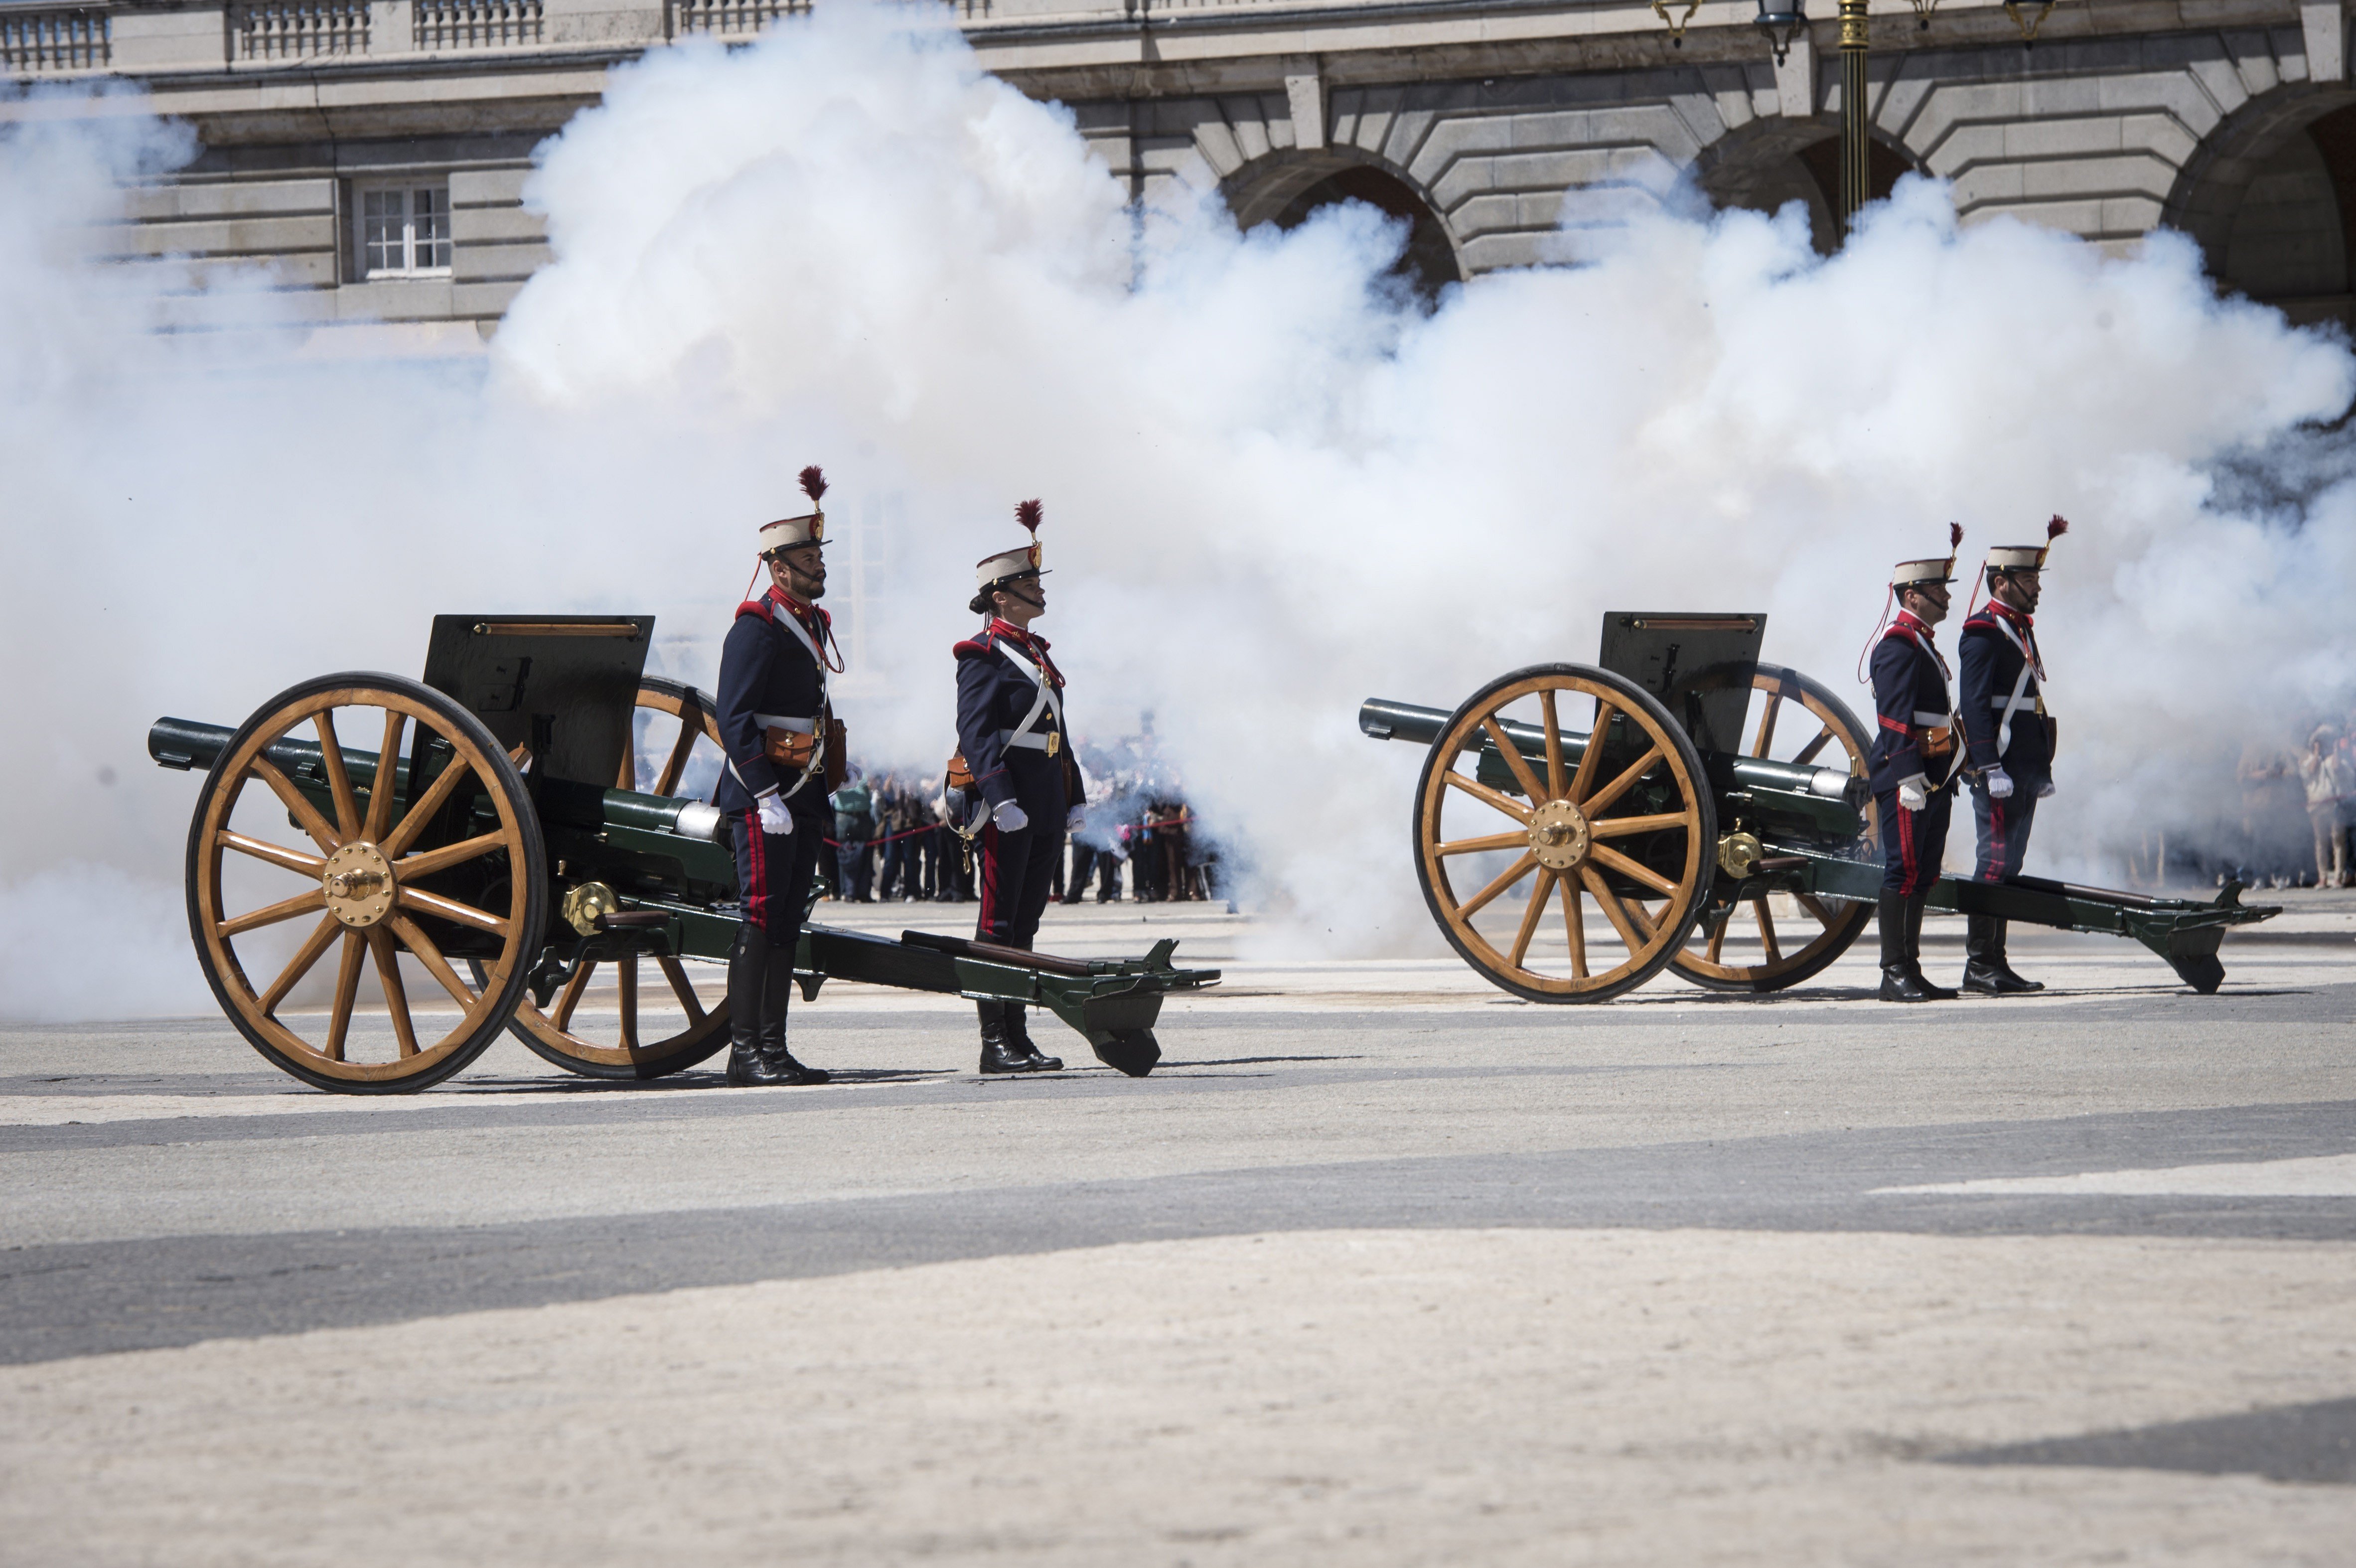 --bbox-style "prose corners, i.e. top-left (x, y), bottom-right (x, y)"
top-left (1866, 525), bottom-right (1965, 1002)
top-left (953, 500), bottom-right (1087, 1074)
top-left (1956, 517), bottom-right (2067, 994)
top-left (713, 466), bottom-right (842, 1086)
